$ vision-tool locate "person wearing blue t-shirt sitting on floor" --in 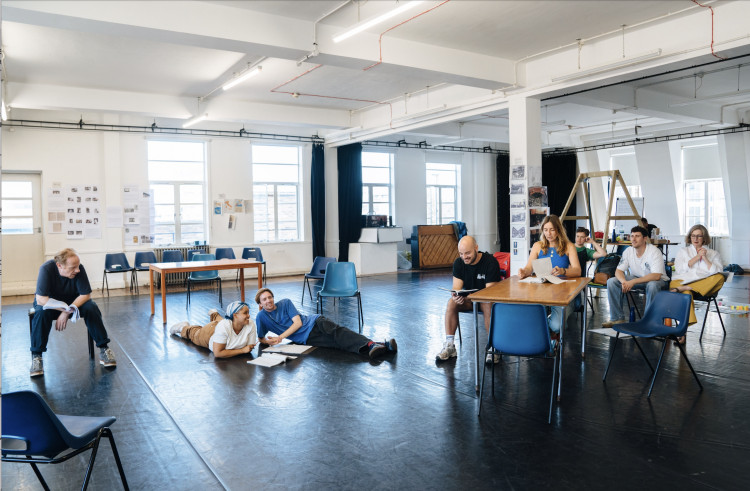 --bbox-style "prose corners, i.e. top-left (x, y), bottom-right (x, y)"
top-left (254, 288), bottom-right (396, 359)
